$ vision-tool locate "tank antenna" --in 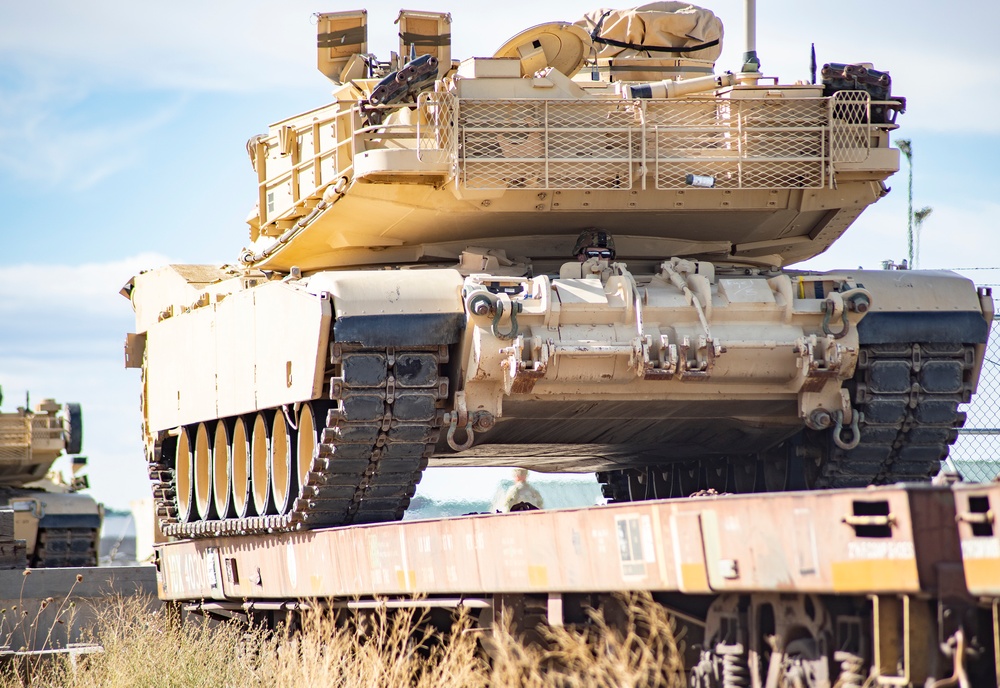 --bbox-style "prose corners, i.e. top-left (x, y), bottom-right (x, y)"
top-left (739, 0), bottom-right (761, 84)
top-left (810, 43), bottom-right (817, 84)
